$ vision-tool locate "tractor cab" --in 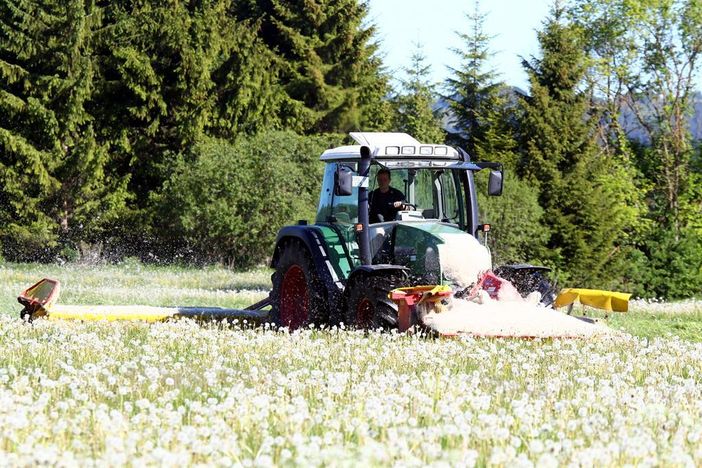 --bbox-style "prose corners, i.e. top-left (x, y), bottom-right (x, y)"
top-left (315, 132), bottom-right (503, 276)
